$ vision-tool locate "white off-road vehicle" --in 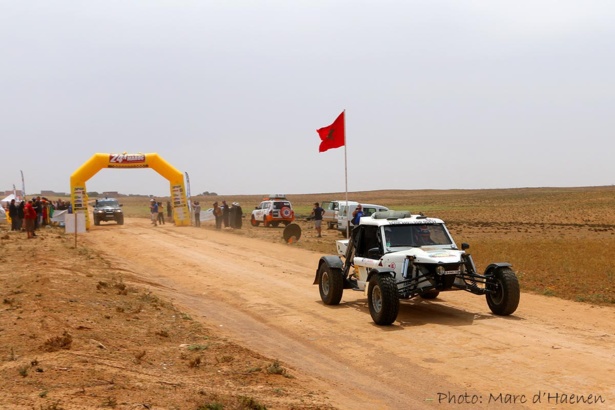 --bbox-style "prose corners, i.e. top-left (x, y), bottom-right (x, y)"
top-left (250, 195), bottom-right (295, 228)
top-left (313, 211), bottom-right (520, 325)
